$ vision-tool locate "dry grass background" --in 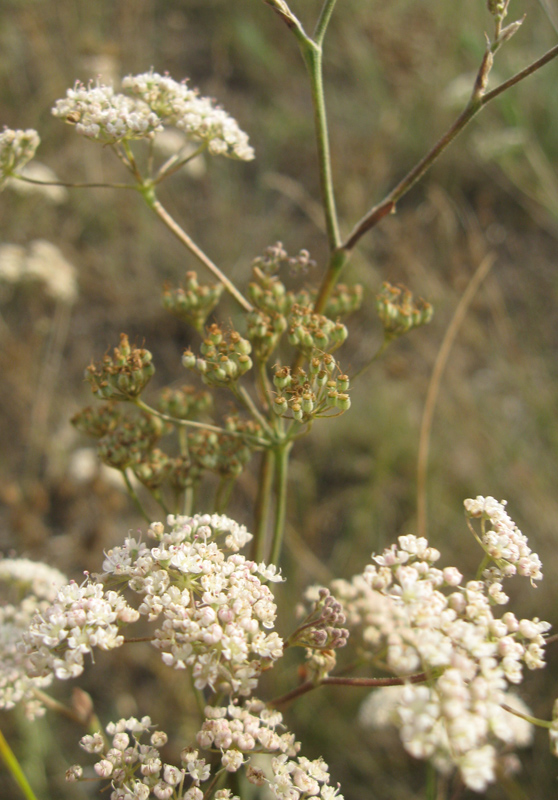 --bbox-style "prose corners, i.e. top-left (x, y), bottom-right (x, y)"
top-left (1, 0), bottom-right (558, 797)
